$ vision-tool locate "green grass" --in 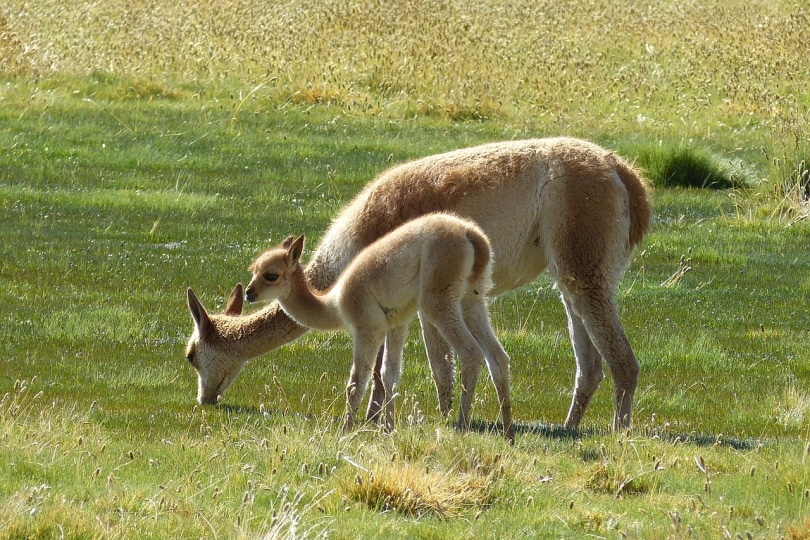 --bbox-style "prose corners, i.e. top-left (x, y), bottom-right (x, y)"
top-left (1, 0), bottom-right (809, 537)
top-left (1, 90), bottom-right (808, 539)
